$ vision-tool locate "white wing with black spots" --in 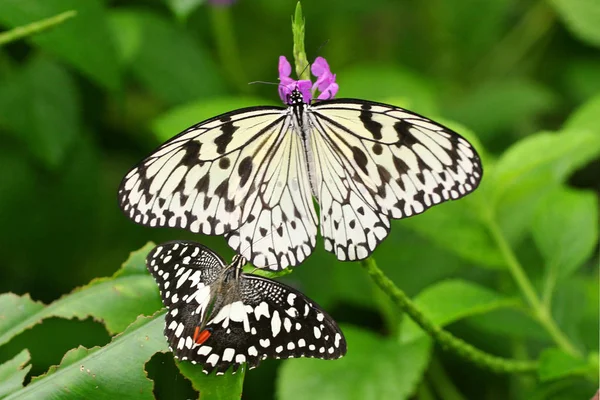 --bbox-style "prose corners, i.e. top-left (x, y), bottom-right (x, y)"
top-left (306, 99), bottom-right (482, 261)
top-left (146, 240), bottom-right (346, 375)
